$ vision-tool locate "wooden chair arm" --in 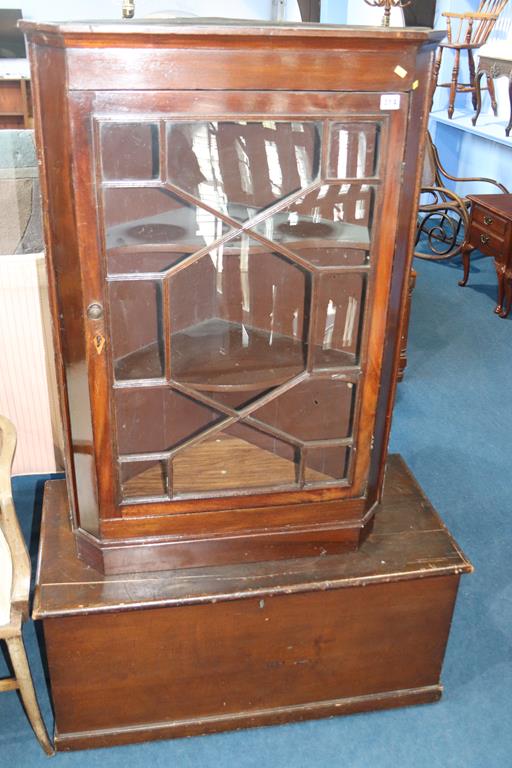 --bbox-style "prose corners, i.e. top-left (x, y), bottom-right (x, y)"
top-left (443, 12), bottom-right (498, 21)
top-left (0, 416), bottom-right (30, 619)
top-left (430, 141), bottom-right (509, 193)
